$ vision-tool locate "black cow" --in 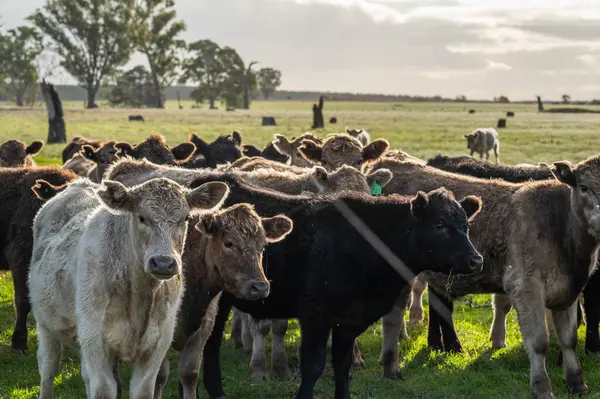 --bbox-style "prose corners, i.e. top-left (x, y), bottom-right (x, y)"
top-left (186, 131), bottom-right (243, 168)
top-left (242, 142), bottom-right (290, 163)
